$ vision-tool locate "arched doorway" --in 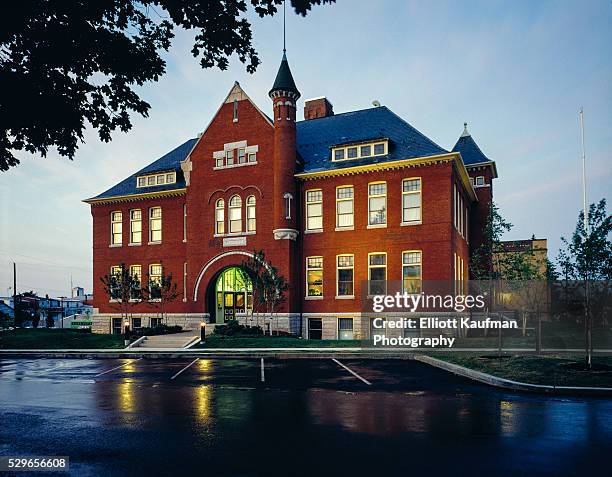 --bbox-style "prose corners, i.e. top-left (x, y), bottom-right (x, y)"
top-left (211, 267), bottom-right (253, 324)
